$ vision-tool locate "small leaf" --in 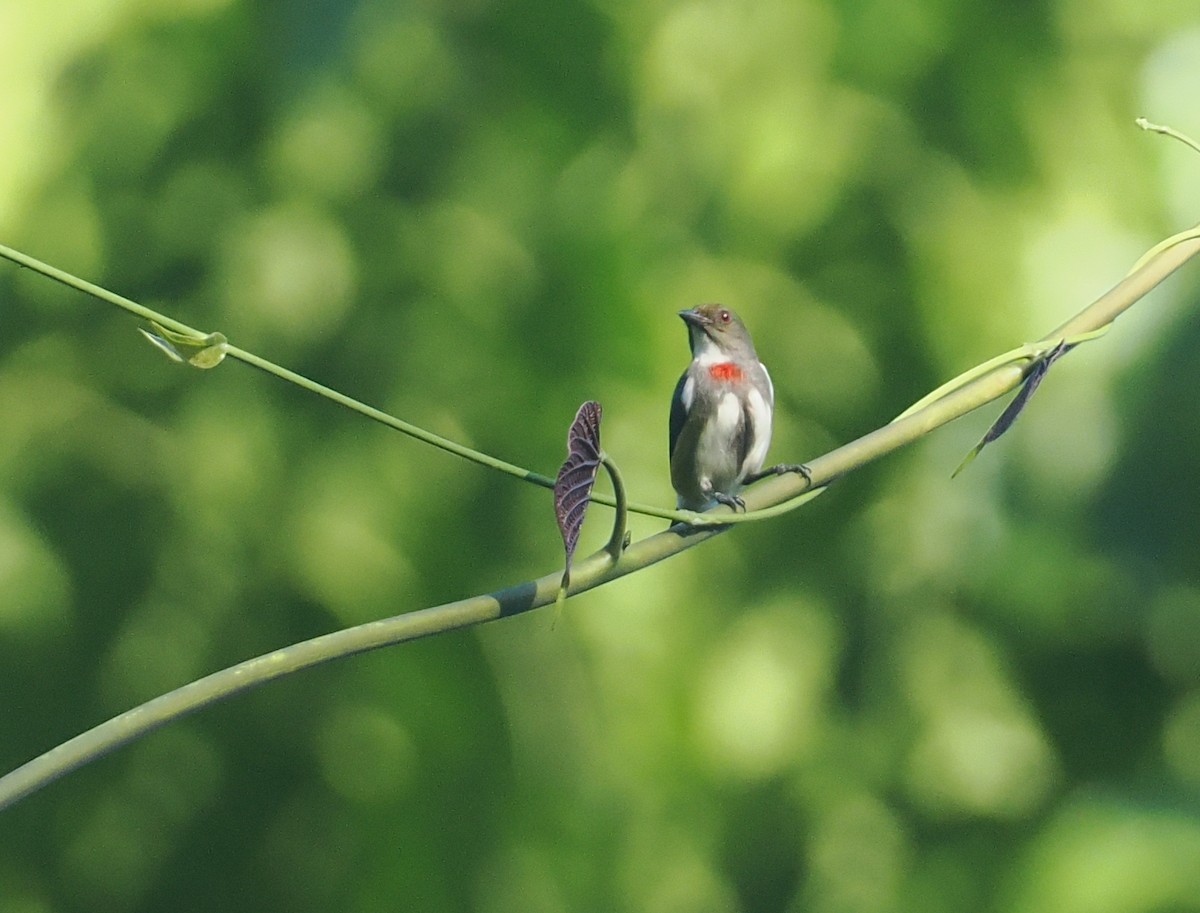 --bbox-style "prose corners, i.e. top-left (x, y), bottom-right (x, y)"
top-left (953, 340), bottom-right (1073, 477)
top-left (140, 322), bottom-right (229, 369)
top-left (140, 328), bottom-right (186, 363)
top-left (187, 339), bottom-right (229, 369)
top-left (554, 401), bottom-right (603, 594)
